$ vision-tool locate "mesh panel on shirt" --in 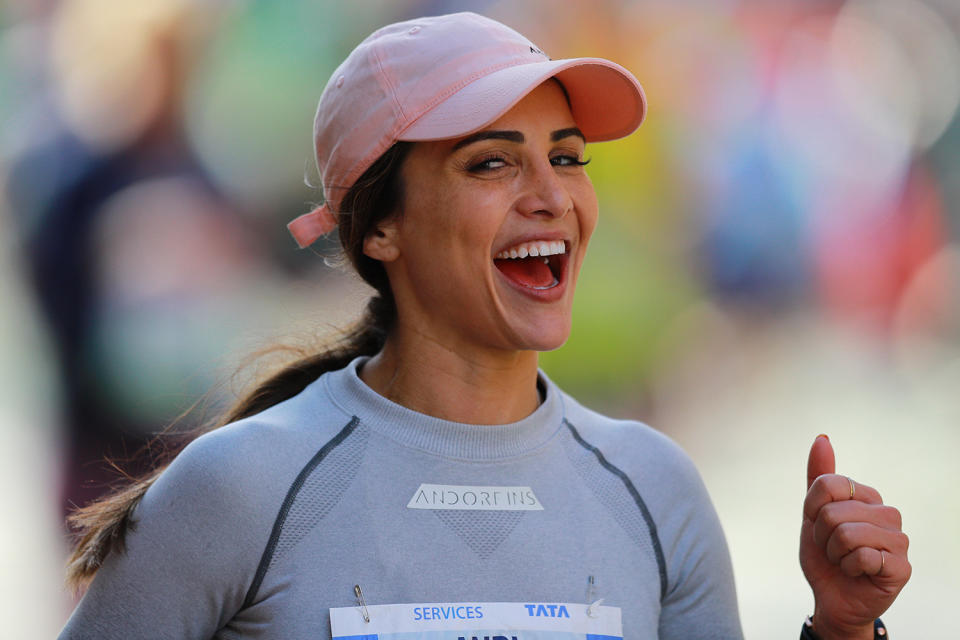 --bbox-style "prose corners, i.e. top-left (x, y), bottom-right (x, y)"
top-left (561, 427), bottom-right (656, 559)
top-left (268, 424), bottom-right (369, 569)
top-left (433, 510), bottom-right (524, 560)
